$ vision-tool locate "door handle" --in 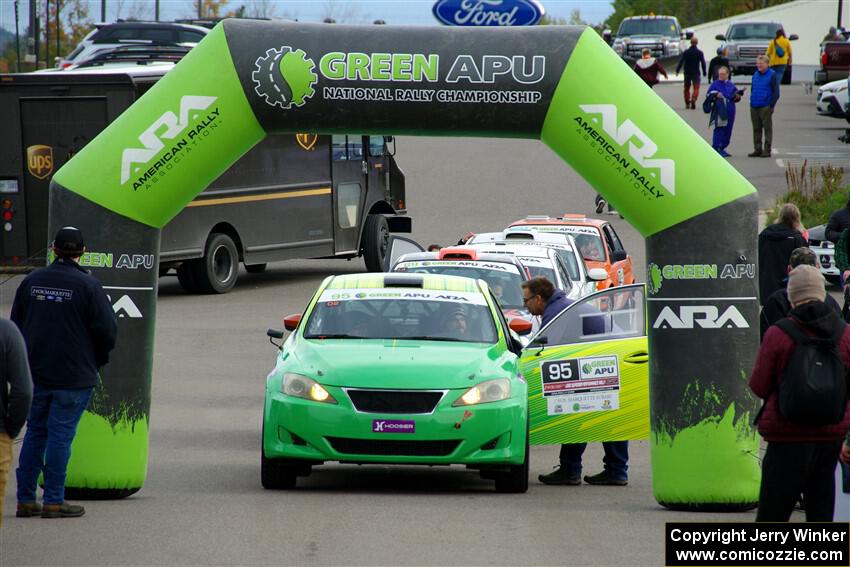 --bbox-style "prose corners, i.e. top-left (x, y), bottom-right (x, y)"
top-left (624, 351), bottom-right (648, 364)
top-left (361, 161), bottom-right (368, 175)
